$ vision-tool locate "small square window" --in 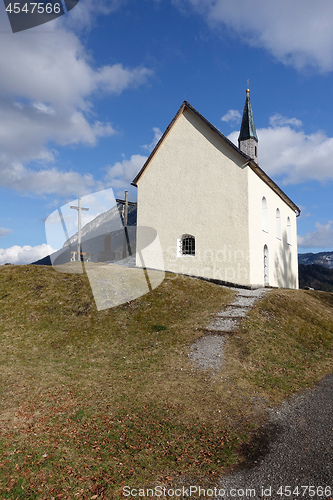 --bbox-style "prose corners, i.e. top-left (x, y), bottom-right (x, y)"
top-left (181, 235), bottom-right (195, 256)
